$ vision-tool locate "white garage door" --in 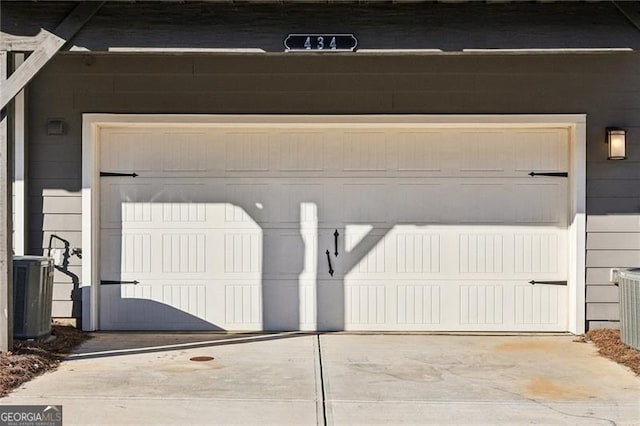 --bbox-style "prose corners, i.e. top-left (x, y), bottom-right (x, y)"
top-left (99, 124), bottom-right (569, 331)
